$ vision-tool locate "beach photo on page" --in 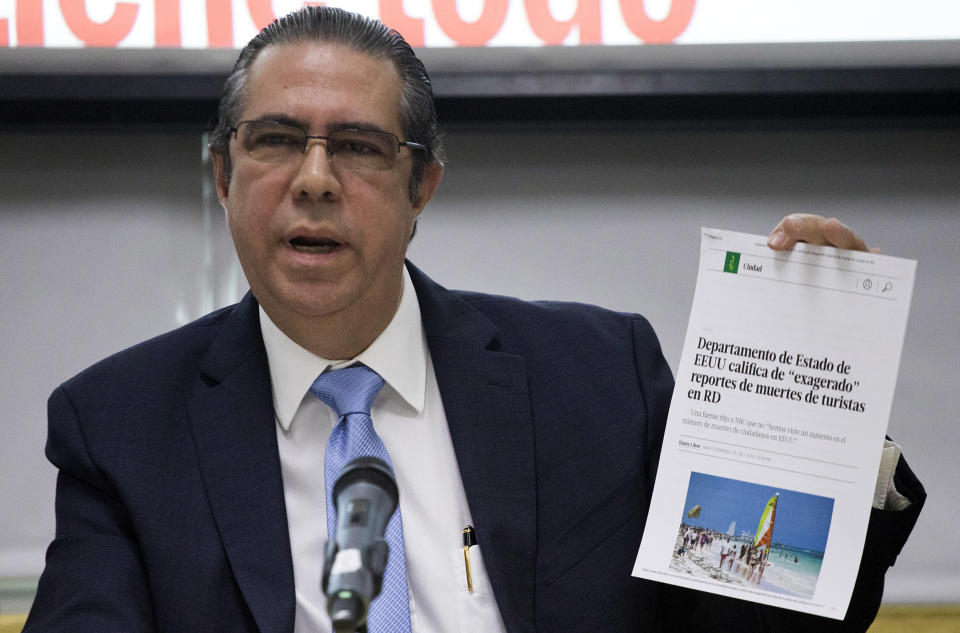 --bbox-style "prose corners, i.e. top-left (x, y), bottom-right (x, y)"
top-left (670, 472), bottom-right (834, 600)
